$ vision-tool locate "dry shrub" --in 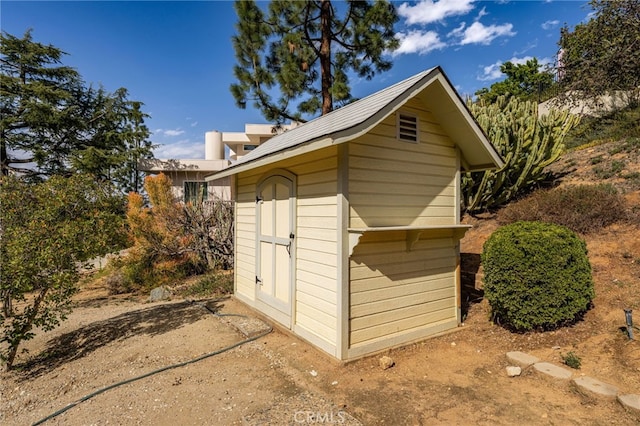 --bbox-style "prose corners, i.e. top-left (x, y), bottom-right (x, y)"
top-left (113, 174), bottom-right (234, 293)
top-left (103, 270), bottom-right (130, 295)
top-left (498, 184), bottom-right (628, 234)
